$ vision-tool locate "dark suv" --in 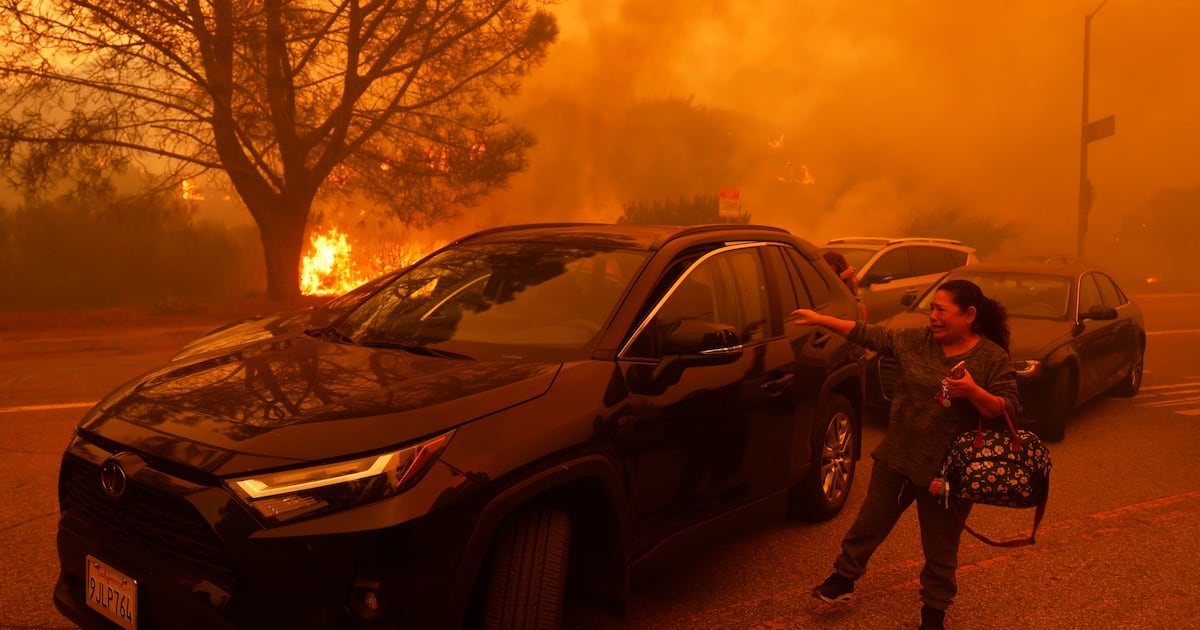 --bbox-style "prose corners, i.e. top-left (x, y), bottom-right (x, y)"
top-left (821, 237), bottom-right (978, 322)
top-left (54, 223), bottom-right (865, 629)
